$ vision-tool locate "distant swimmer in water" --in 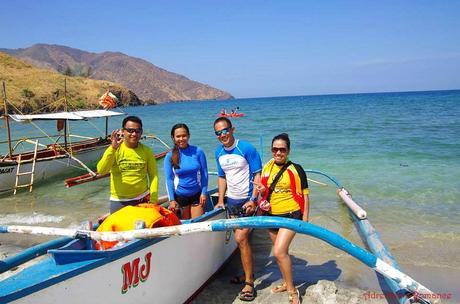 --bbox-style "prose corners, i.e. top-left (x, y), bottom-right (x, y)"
top-left (400, 163), bottom-right (409, 167)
